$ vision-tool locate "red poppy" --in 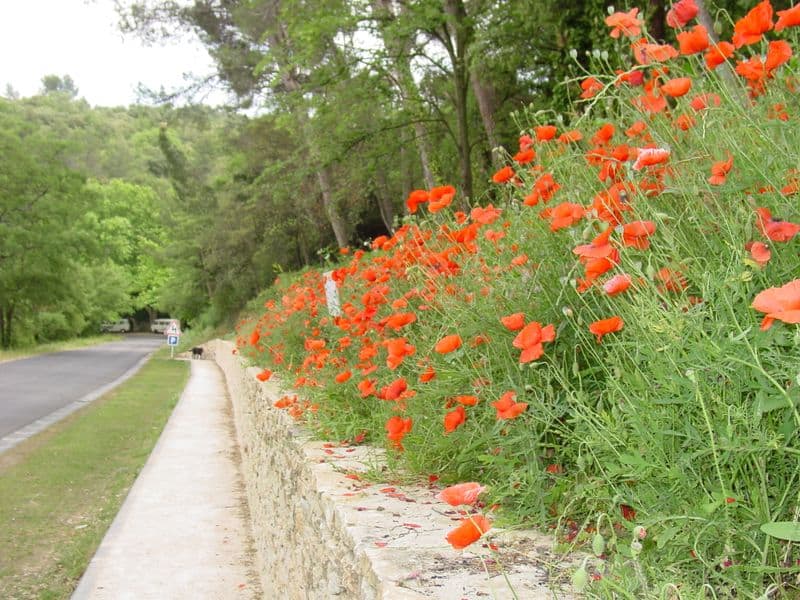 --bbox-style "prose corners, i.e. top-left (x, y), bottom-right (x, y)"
top-left (500, 312), bottom-right (525, 331)
top-left (632, 147), bottom-right (670, 171)
top-left (453, 395), bottom-right (479, 406)
top-left (603, 273), bottom-right (632, 296)
top-left (732, 0), bottom-right (774, 48)
top-left (492, 166), bottom-right (515, 184)
top-left (751, 279), bottom-right (800, 330)
top-left (747, 241), bottom-right (771, 267)
top-left (708, 155), bottom-right (734, 185)
top-left (657, 267), bottom-right (689, 293)
top-left (535, 125), bottom-right (557, 141)
top-left (444, 405), bottom-right (466, 433)
top-left (523, 173), bottom-right (560, 206)
top-left (606, 8), bottom-right (642, 38)
top-left (513, 148), bottom-right (536, 165)
top-left (755, 207), bottom-right (800, 242)
top-left (667, 0), bottom-right (699, 28)
top-left (580, 76), bottom-right (604, 99)
top-left (385, 312), bottom-right (417, 330)
top-left (776, 4), bottom-right (800, 31)
top-left (492, 391), bottom-right (528, 419)
top-left (445, 514), bottom-right (492, 550)
top-left (589, 316), bottom-right (624, 343)
top-left (256, 368), bottom-right (273, 382)
top-left (544, 202), bottom-right (585, 231)
top-left (385, 416), bottom-right (413, 450)
top-left (677, 25), bottom-right (709, 55)
top-left (690, 92), bottom-right (722, 111)
top-left (625, 120), bottom-right (647, 138)
top-left (622, 220), bottom-right (656, 249)
top-left (419, 365), bottom-right (437, 383)
top-left (705, 41), bottom-right (735, 70)
top-left (620, 504), bottom-right (637, 521)
top-left (406, 189), bottom-right (429, 213)
top-left (512, 321), bottom-right (556, 363)
top-left (661, 77), bottom-right (692, 97)
top-left (435, 334), bottom-right (463, 354)
top-left (470, 204), bottom-right (502, 225)
top-left (438, 482), bottom-right (486, 506)
top-left (633, 41), bottom-right (679, 65)
top-left (249, 329), bottom-right (260, 346)
top-left (334, 370), bottom-right (352, 383)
